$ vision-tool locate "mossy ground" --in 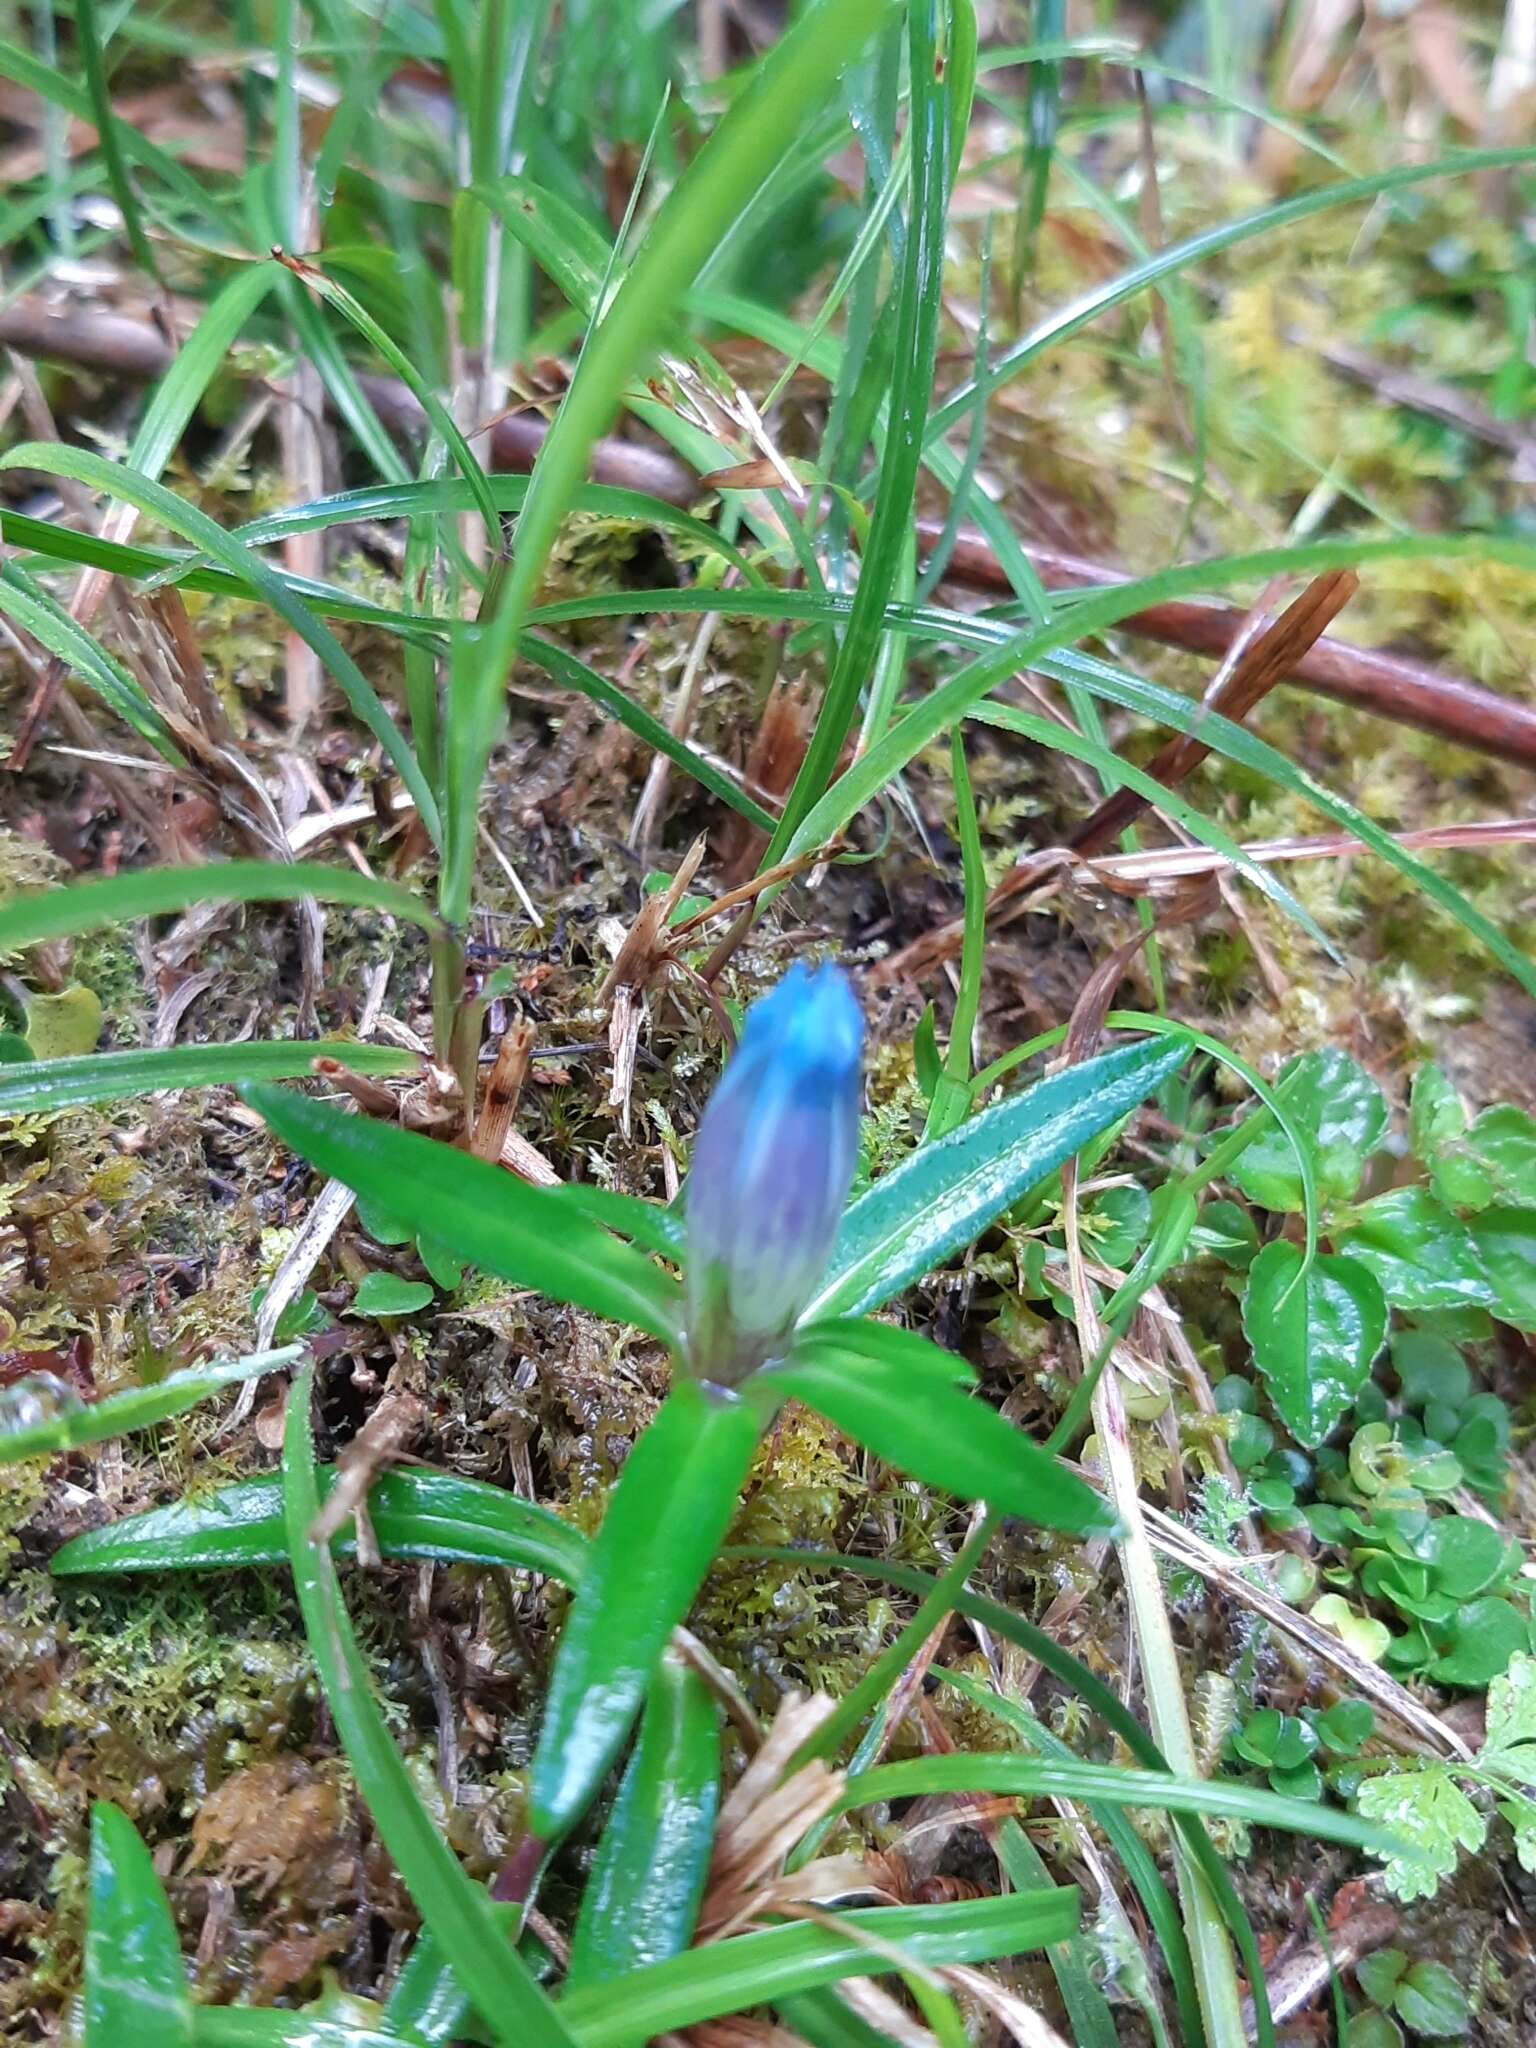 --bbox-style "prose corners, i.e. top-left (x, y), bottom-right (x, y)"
top-left (3, 127), bottom-right (1535, 2044)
